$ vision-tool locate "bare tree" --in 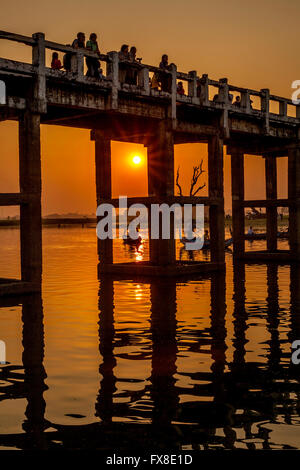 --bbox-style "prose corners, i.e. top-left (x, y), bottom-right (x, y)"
top-left (176, 160), bottom-right (206, 196)
top-left (176, 166), bottom-right (183, 196)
